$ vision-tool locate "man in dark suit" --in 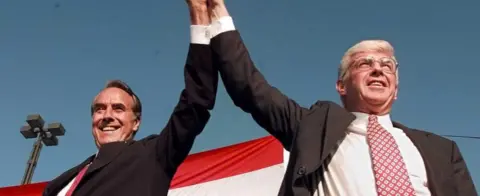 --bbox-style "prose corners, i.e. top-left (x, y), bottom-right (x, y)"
top-left (43, 2), bottom-right (217, 196)
top-left (190, 0), bottom-right (477, 195)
